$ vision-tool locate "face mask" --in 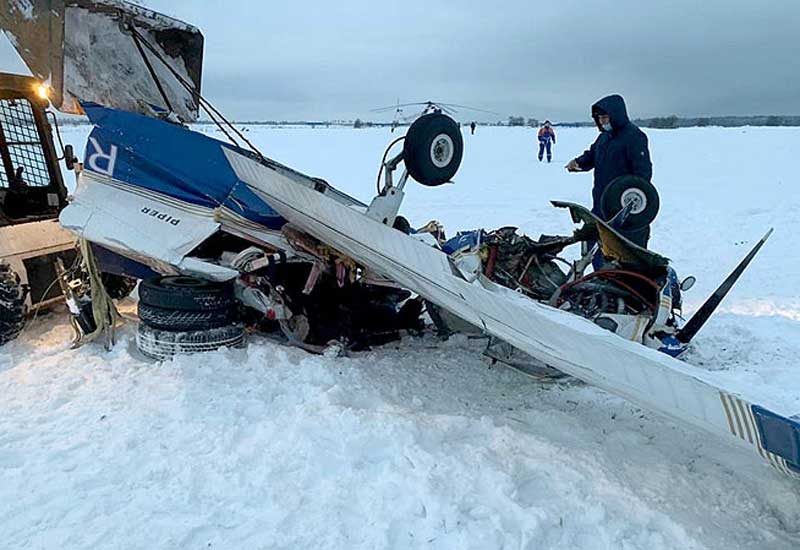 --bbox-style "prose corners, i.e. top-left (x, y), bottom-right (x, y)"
top-left (601, 122), bottom-right (612, 132)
